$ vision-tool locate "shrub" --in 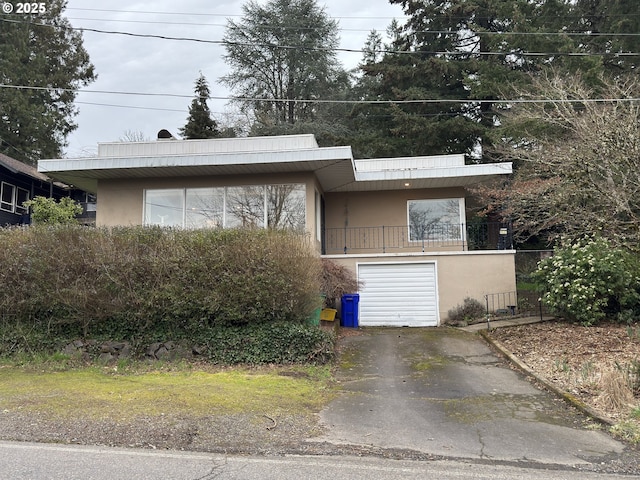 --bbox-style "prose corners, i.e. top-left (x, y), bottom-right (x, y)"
top-left (23, 196), bottom-right (83, 225)
top-left (533, 236), bottom-right (640, 326)
top-left (320, 259), bottom-right (361, 308)
top-left (202, 321), bottom-right (335, 364)
top-left (0, 225), bottom-right (323, 341)
top-left (447, 297), bottom-right (486, 325)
